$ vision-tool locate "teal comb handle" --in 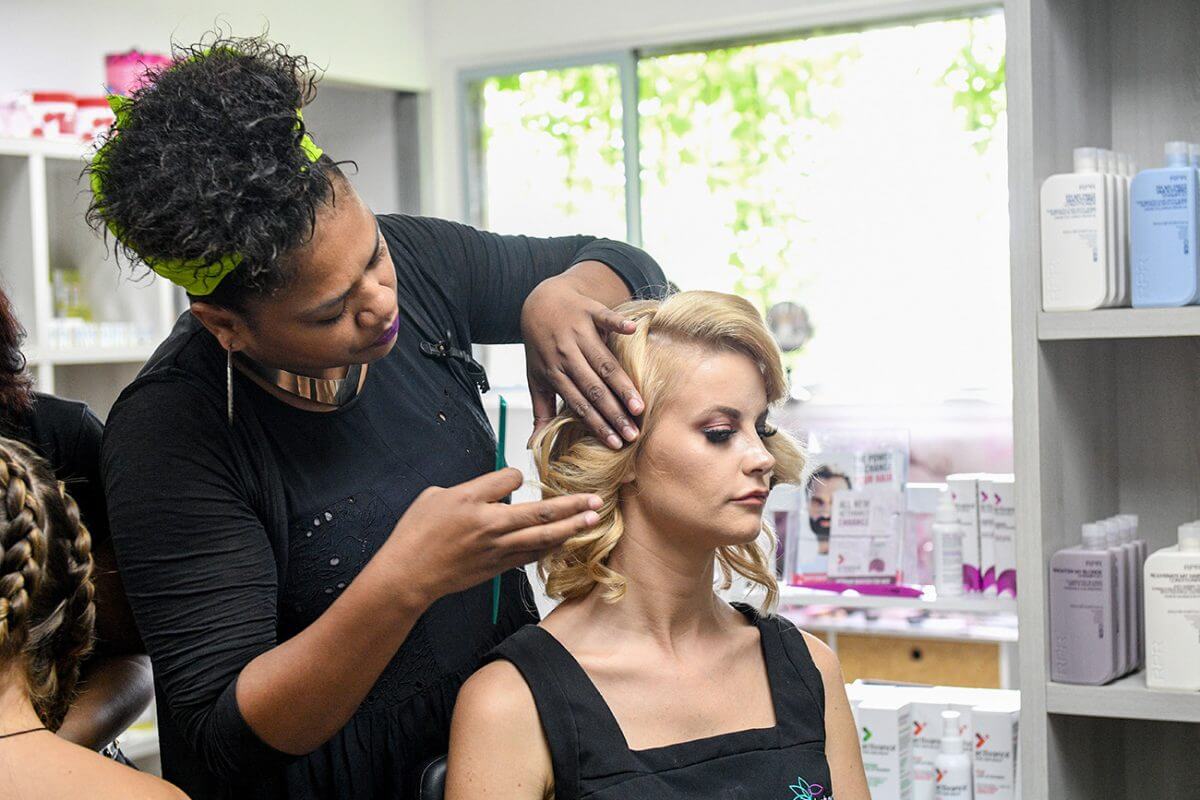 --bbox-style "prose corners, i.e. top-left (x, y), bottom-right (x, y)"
top-left (492, 395), bottom-right (507, 624)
